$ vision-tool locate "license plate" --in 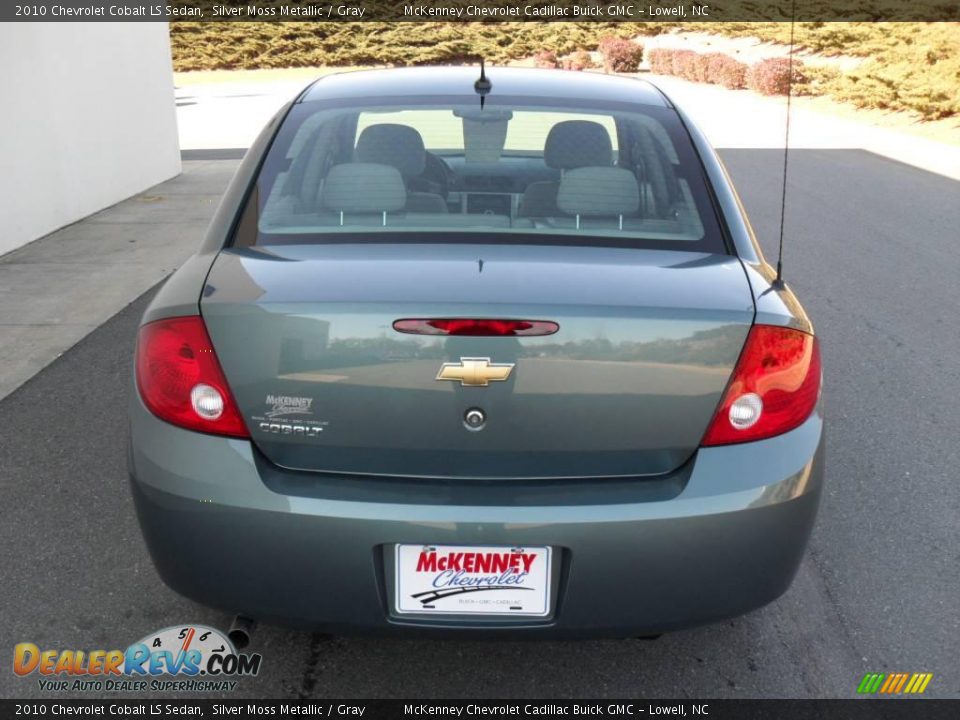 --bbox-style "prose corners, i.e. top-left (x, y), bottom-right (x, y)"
top-left (394, 544), bottom-right (552, 616)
